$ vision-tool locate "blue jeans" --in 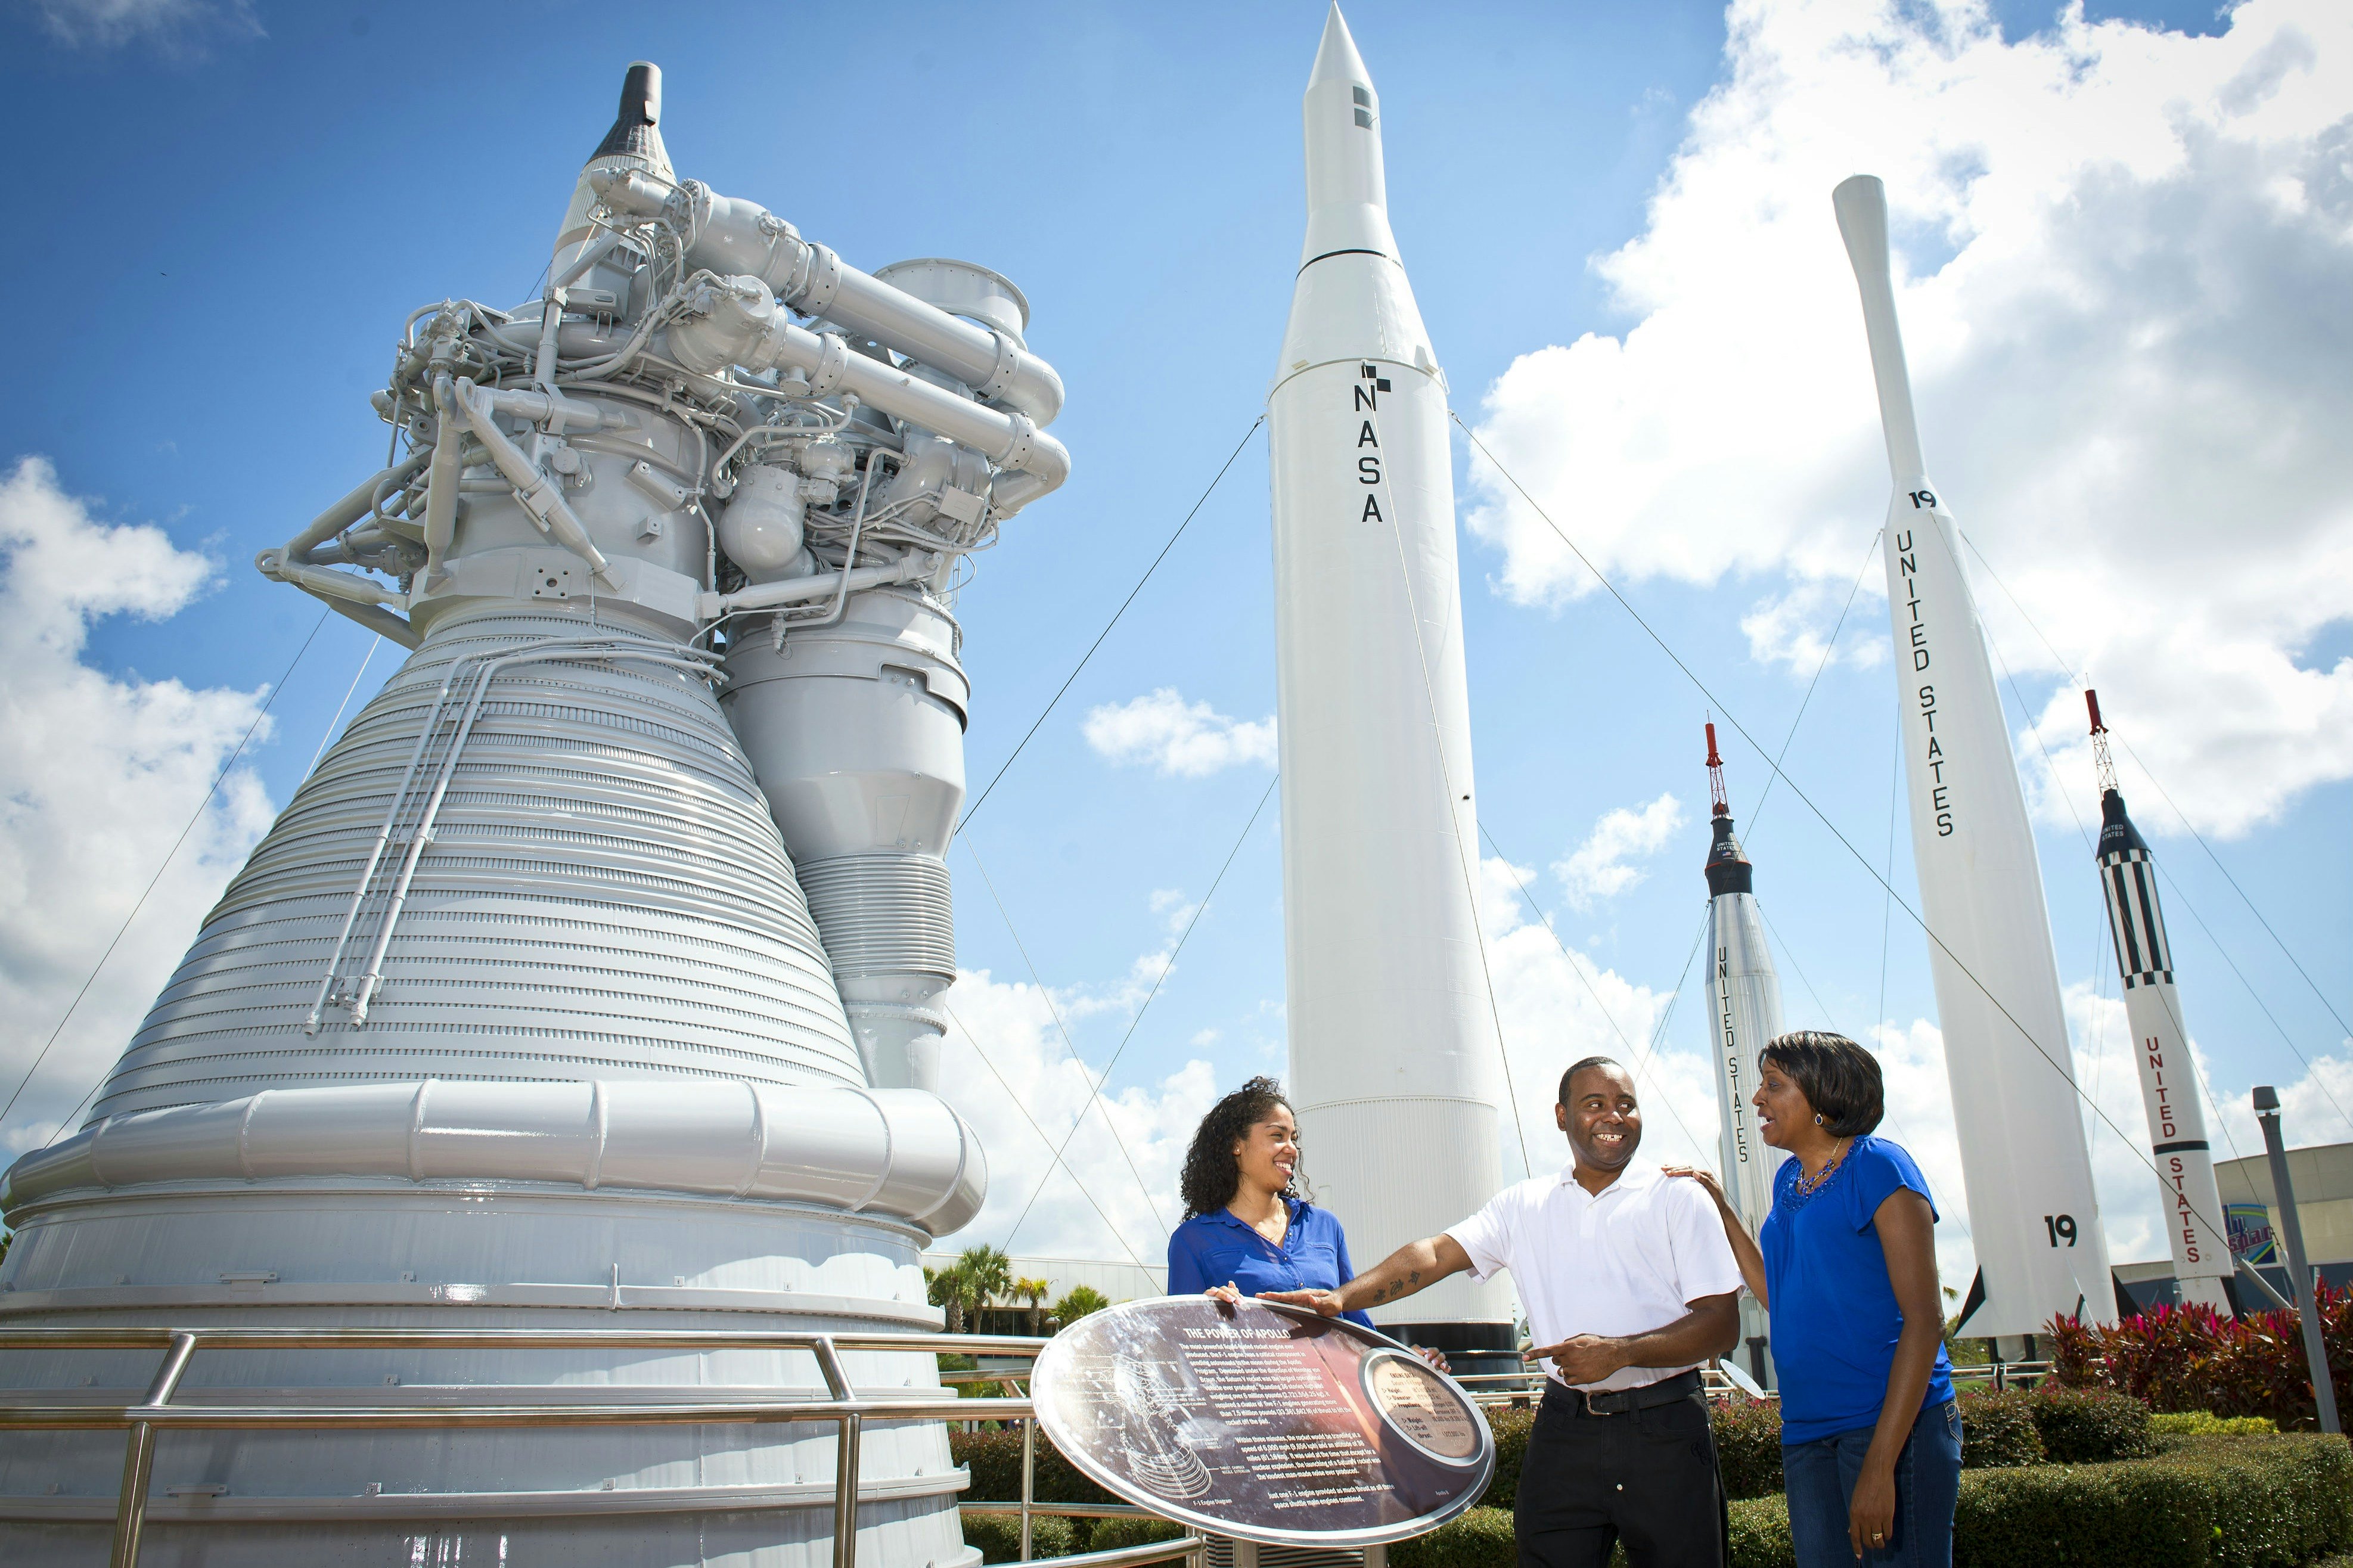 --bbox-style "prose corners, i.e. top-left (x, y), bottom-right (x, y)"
top-left (1782, 1398), bottom-right (1961, 1568)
